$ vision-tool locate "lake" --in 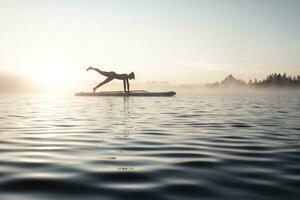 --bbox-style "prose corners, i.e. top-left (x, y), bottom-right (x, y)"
top-left (0, 92), bottom-right (300, 200)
